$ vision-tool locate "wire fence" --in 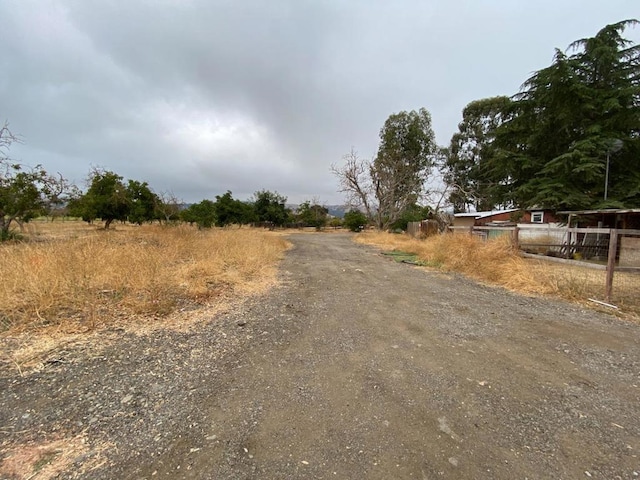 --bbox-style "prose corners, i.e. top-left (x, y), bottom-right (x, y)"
top-left (451, 225), bottom-right (640, 313)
